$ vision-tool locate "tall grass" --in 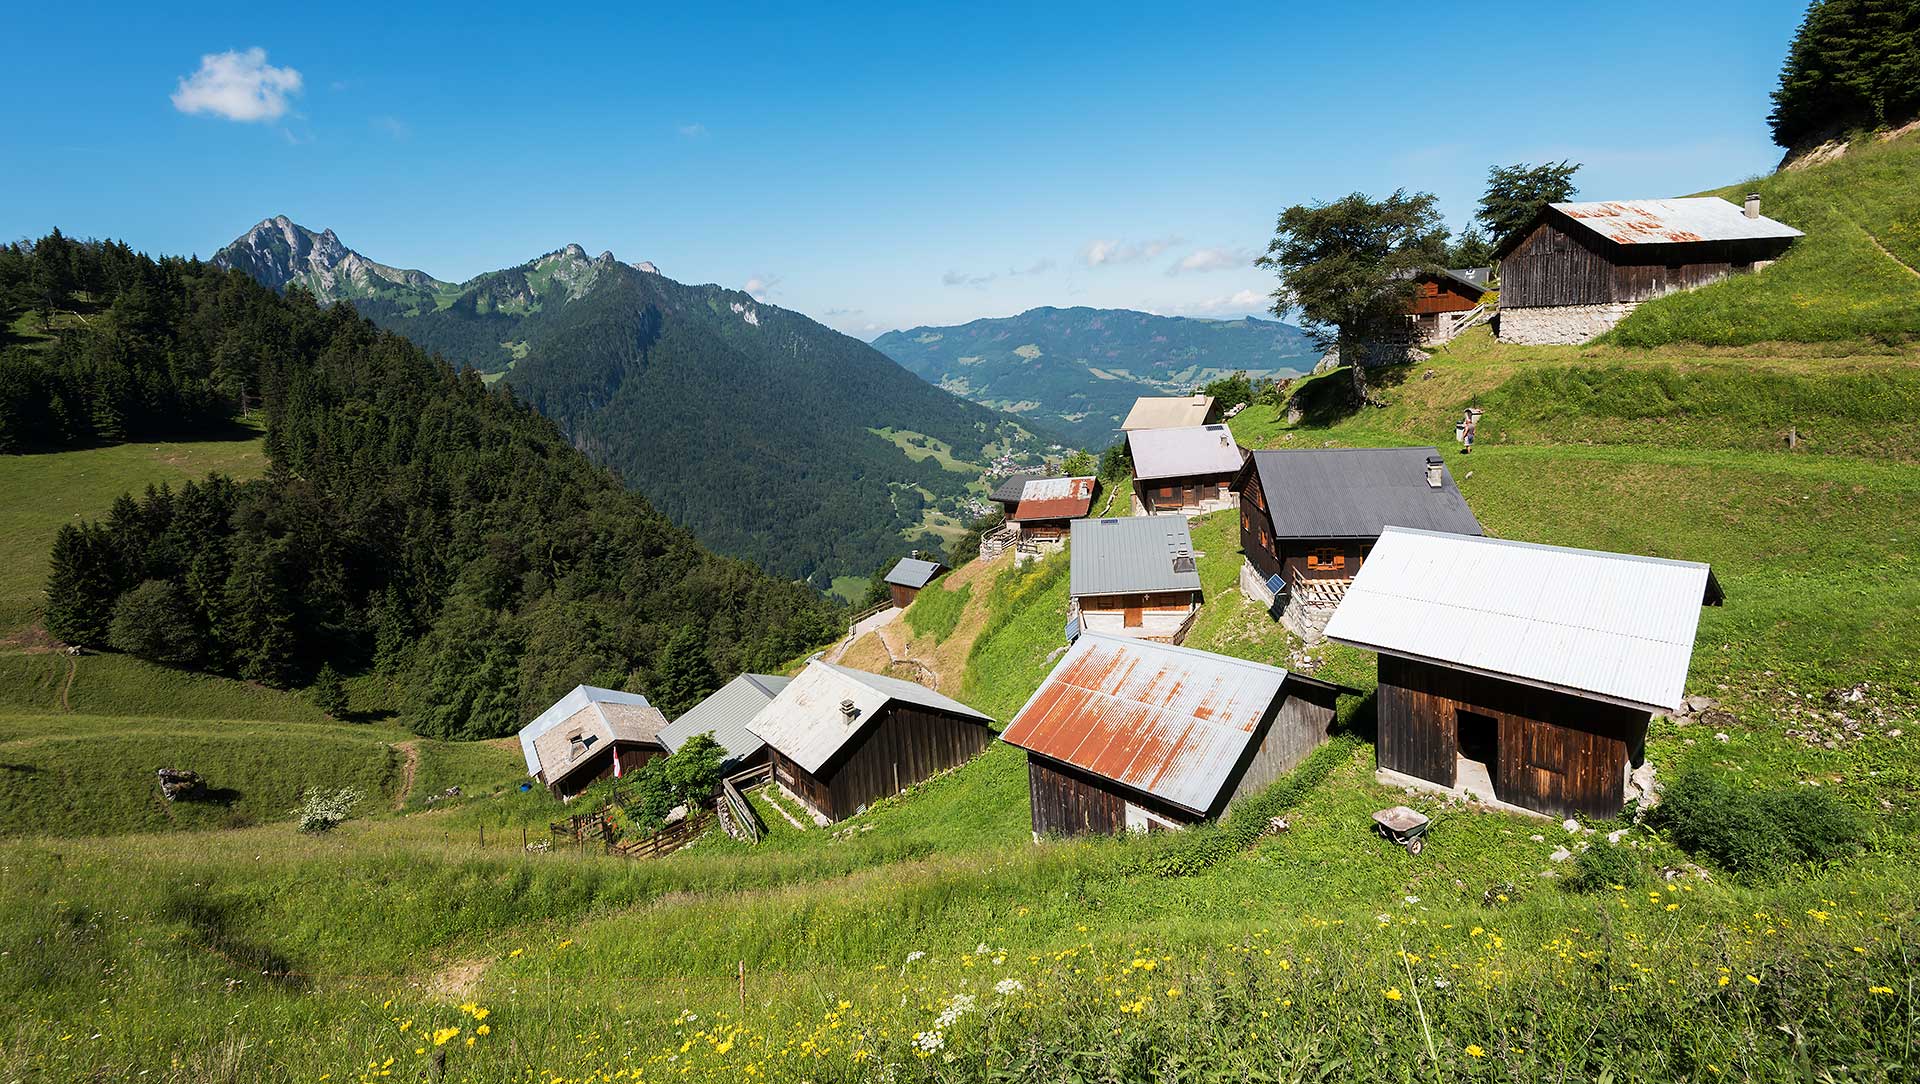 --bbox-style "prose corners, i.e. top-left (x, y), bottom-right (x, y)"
top-left (902, 580), bottom-right (971, 642)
